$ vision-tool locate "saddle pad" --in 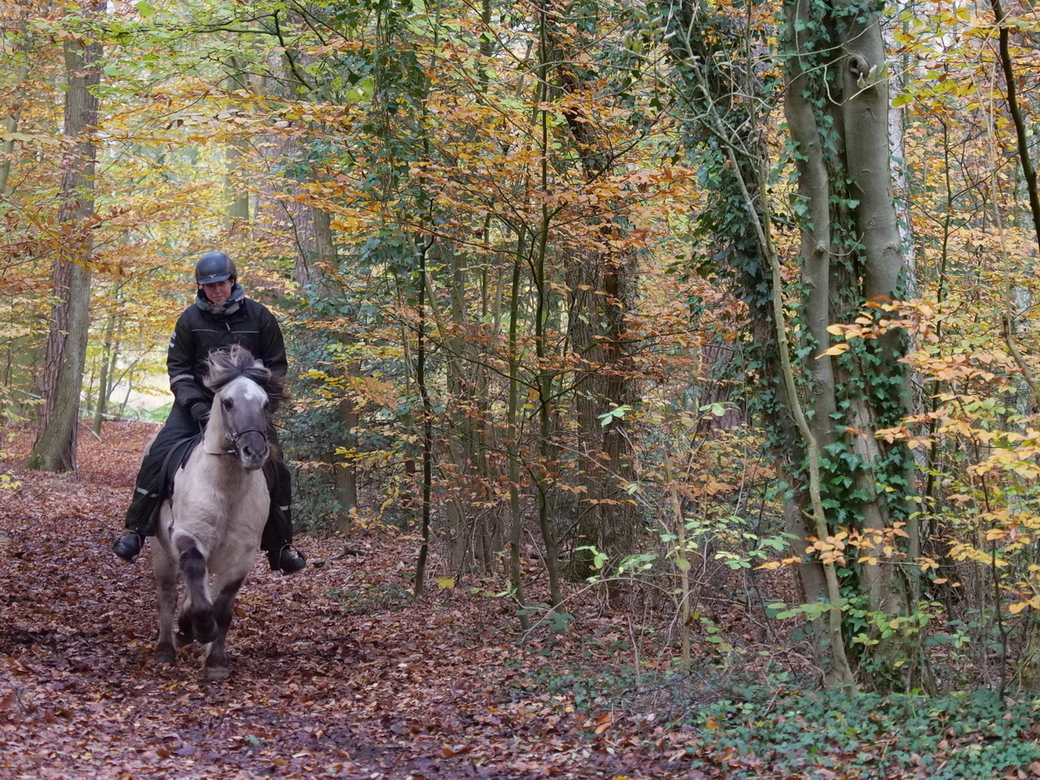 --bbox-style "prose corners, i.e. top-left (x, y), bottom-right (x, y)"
top-left (163, 433), bottom-right (203, 501)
